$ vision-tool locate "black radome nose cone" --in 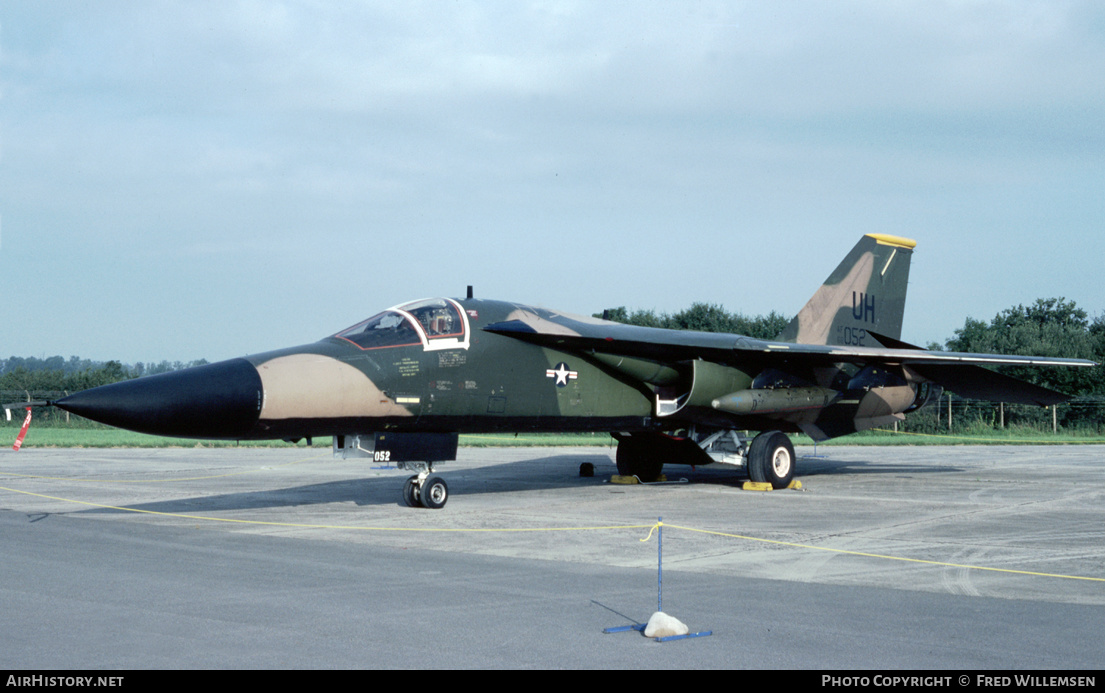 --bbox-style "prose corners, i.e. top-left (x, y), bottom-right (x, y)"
top-left (55, 358), bottom-right (263, 439)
